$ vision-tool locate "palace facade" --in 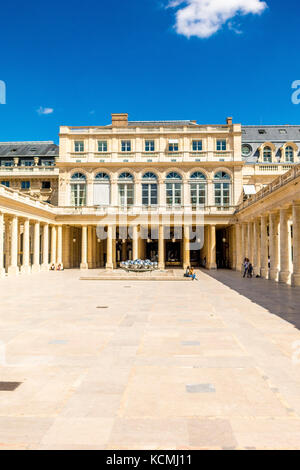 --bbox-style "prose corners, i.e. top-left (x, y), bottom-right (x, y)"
top-left (1, 113), bottom-right (300, 285)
